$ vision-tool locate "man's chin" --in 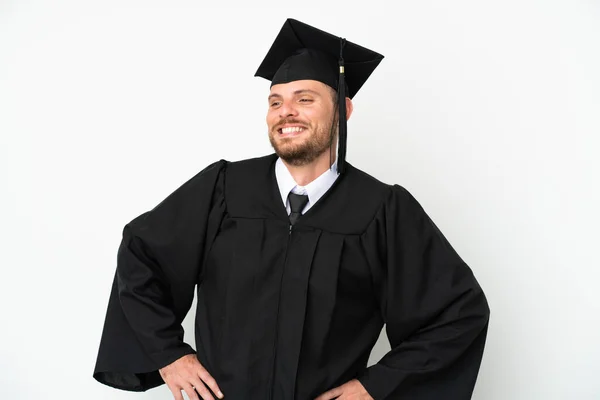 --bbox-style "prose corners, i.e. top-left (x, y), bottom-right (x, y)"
top-left (279, 155), bottom-right (313, 166)
top-left (271, 140), bottom-right (303, 156)
top-left (274, 147), bottom-right (331, 167)
top-left (273, 146), bottom-right (307, 164)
